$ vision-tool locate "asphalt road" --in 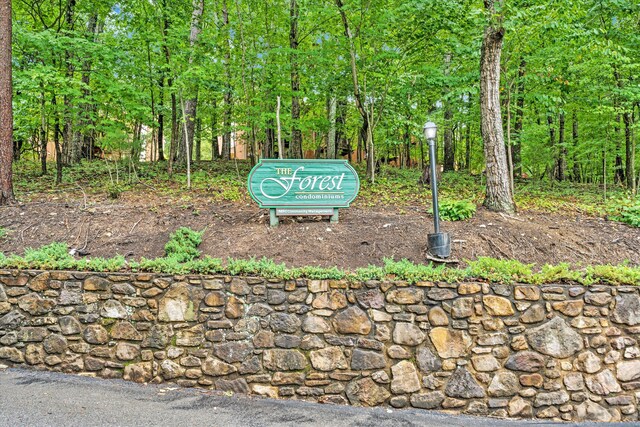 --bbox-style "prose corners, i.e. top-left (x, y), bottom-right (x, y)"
top-left (0, 367), bottom-right (635, 427)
